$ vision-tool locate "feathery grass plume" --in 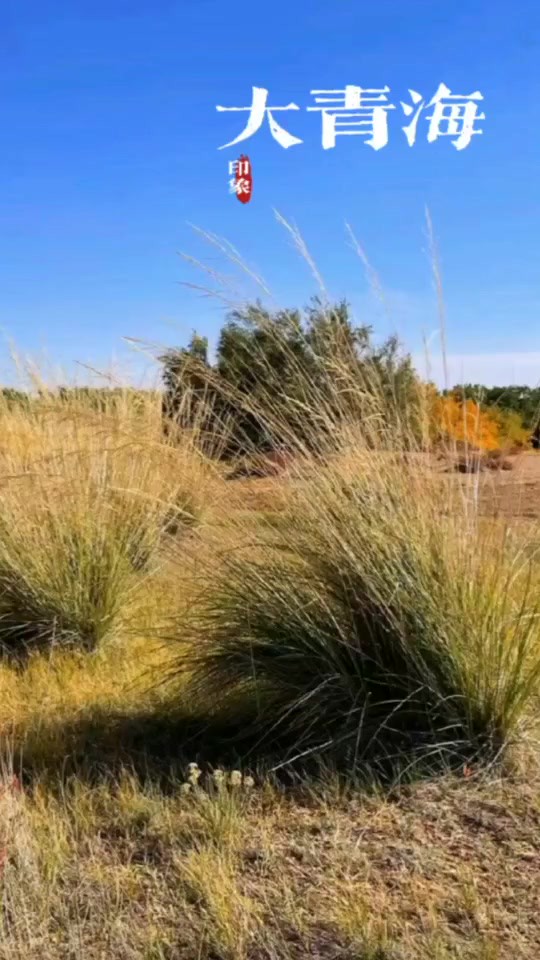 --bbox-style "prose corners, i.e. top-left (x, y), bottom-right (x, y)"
top-left (166, 292), bottom-right (540, 774)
